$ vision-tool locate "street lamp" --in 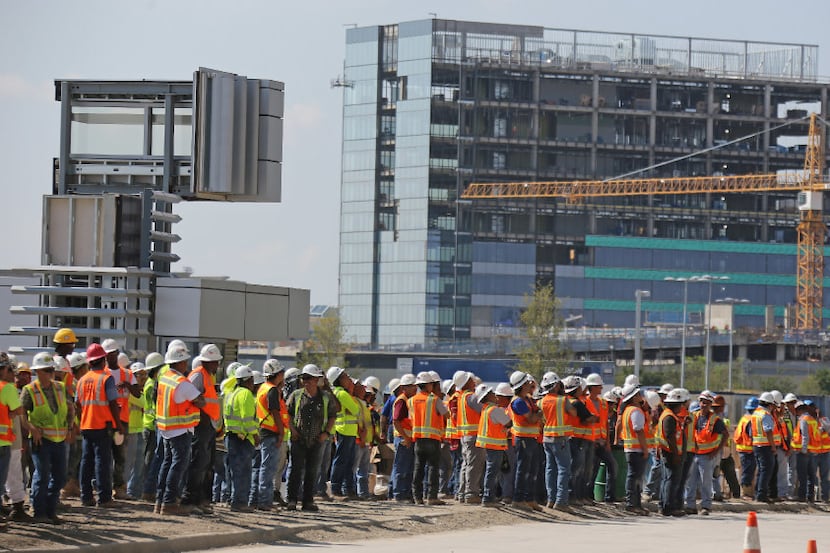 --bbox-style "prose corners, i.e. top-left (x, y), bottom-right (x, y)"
top-left (664, 277), bottom-right (690, 387)
top-left (697, 275), bottom-right (730, 390)
top-left (715, 297), bottom-right (750, 392)
top-left (634, 289), bottom-right (651, 380)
